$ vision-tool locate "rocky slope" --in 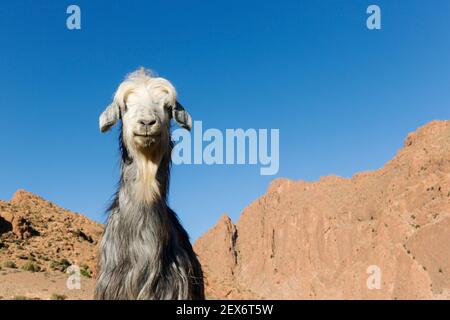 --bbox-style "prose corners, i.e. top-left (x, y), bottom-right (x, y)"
top-left (194, 120), bottom-right (450, 299)
top-left (0, 190), bottom-right (103, 283)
